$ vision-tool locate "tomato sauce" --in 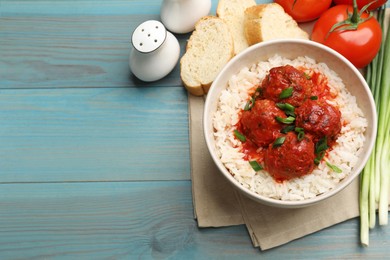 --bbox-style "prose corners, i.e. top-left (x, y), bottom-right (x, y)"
top-left (235, 65), bottom-right (341, 182)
